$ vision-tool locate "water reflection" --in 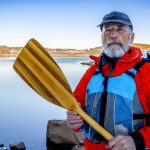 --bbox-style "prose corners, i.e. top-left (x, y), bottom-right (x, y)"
top-left (0, 57), bottom-right (90, 149)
